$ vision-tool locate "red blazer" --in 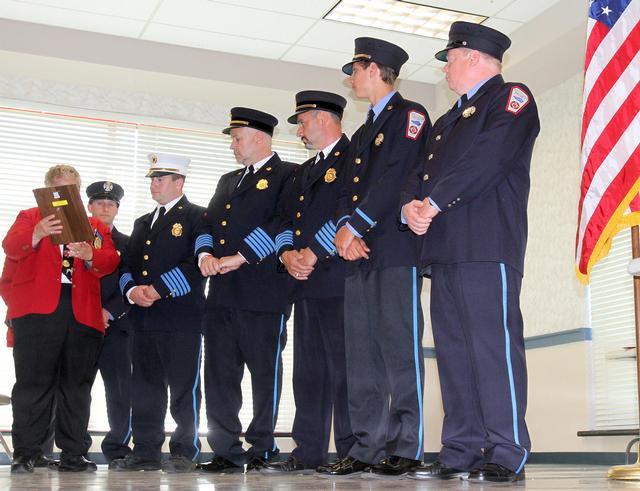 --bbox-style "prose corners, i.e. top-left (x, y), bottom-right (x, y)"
top-left (2, 207), bottom-right (120, 333)
top-left (0, 256), bottom-right (17, 346)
